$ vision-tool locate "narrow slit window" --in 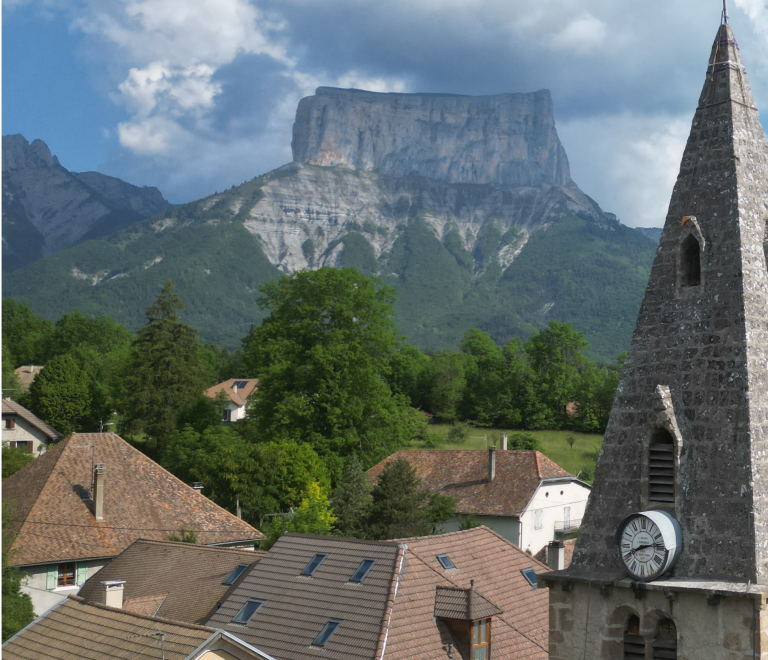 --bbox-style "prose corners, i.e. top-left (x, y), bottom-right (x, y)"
top-left (301, 553), bottom-right (327, 576)
top-left (680, 234), bottom-right (701, 287)
top-left (349, 559), bottom-right (376, 583)
top-left (231, 599), bottom-right (264, 624)
top-left (623, 615), bottom-right (645, 659)
top-left (652, 619), bottom-right (677, 660)
top-left (471, 618), bottom-right (490, 660)
top-left (223, 563), bottom-right (249, 585)
top-left (436, 554), bottom-right (455, 570)
top-left (313, 620), bottom-right (340, 647)
top-left (649, 429), bottom-right (675, 504)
